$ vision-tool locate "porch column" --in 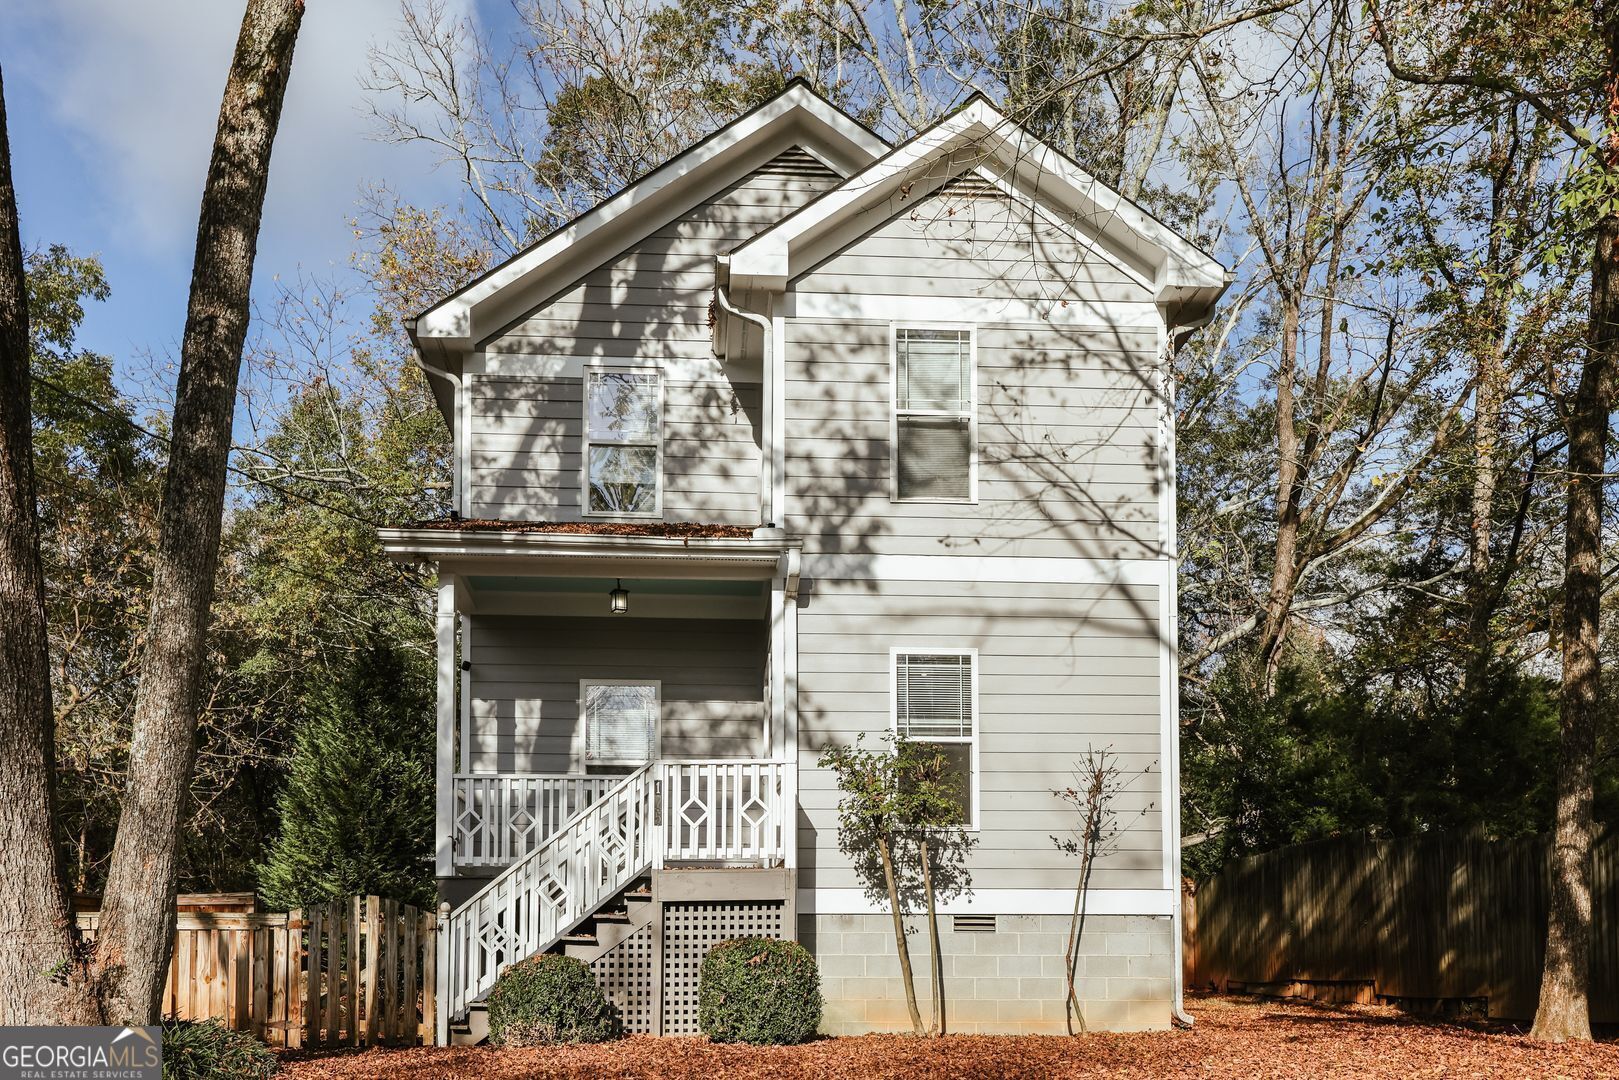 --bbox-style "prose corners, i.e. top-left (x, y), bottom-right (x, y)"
top-left (769, 578), bottom-right (787, 760)
top-left (435, 573), bottom-right (457, 879)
